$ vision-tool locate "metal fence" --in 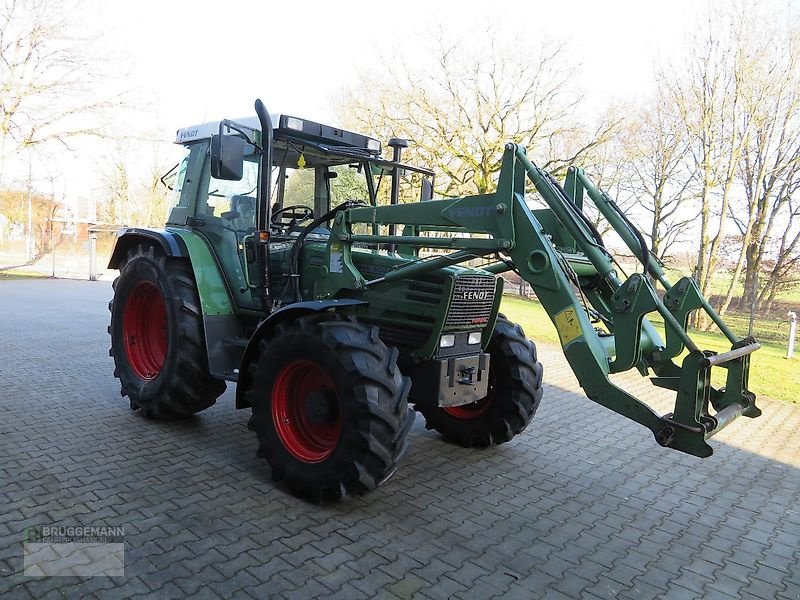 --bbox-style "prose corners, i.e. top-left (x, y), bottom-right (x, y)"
top-left (0, 230), bottom-right (117, 281)
top-left (501, 273), bottom-right (799, 357)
